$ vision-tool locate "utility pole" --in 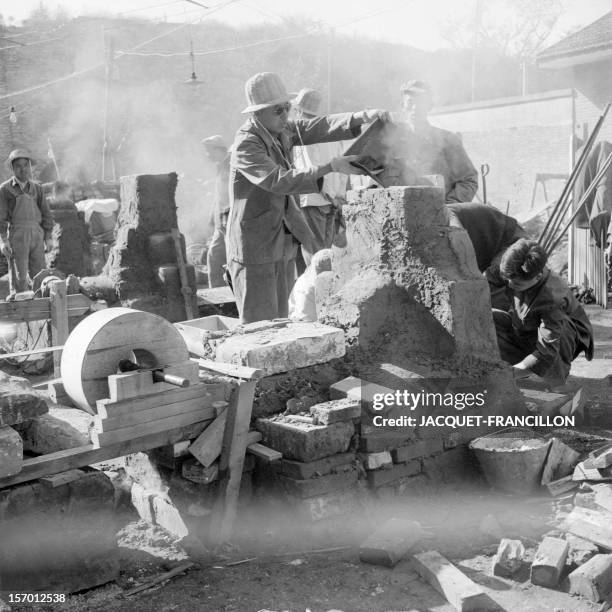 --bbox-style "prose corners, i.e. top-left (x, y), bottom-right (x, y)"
top-left (102, 30), bottom-right (115, 182)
